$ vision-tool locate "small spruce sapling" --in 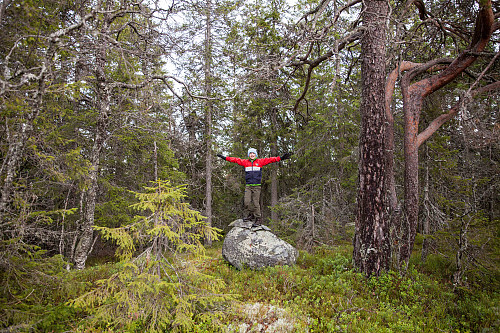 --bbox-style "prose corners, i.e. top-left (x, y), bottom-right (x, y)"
top-left (71, 180), bottom-right (232, 332)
